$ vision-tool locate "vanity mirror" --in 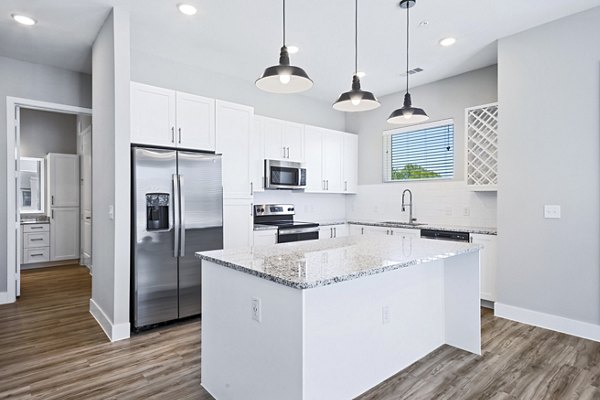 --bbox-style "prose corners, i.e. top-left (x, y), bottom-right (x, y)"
top-left (19, 157), bottom-right (45, 214)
